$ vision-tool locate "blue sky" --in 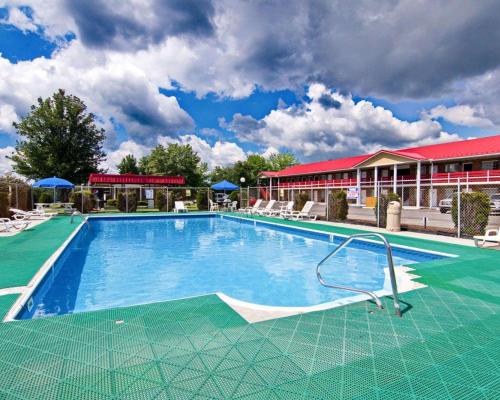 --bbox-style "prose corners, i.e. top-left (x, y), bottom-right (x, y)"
top-left (0, 2), bottom-right (499, 173)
